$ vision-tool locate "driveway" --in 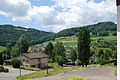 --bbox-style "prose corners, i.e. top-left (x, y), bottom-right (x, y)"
top-left (29, 67), bottom-right (117, 80)
top-left (0, 66), bottom-right (36, 80)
